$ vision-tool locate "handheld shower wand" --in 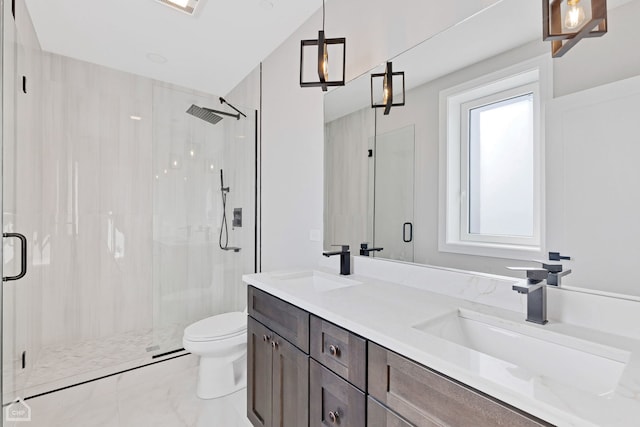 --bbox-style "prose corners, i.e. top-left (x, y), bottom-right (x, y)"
top-left (220, 169), bottom-right (229, 193)
top-left (218, 169), bottom-right (240, 252)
